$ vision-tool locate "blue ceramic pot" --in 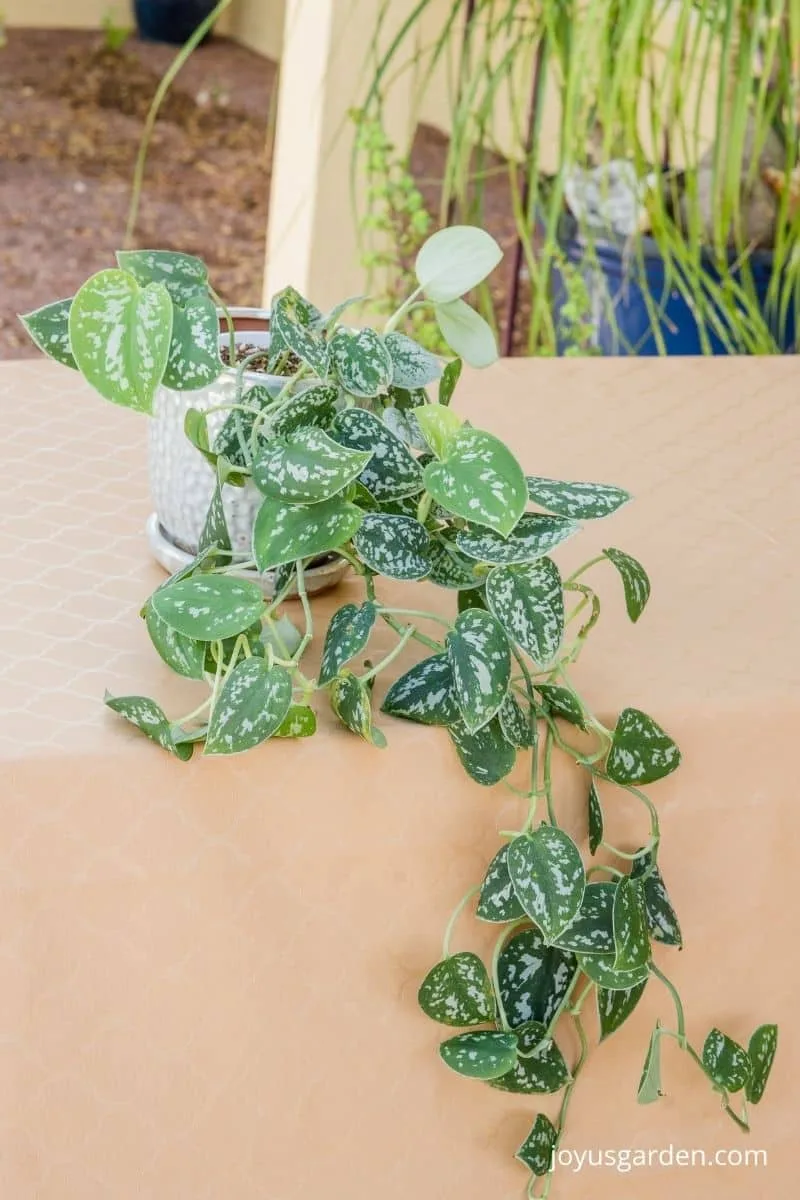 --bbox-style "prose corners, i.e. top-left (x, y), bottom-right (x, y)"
top-left (134, 0), bottom-right (217, 45)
